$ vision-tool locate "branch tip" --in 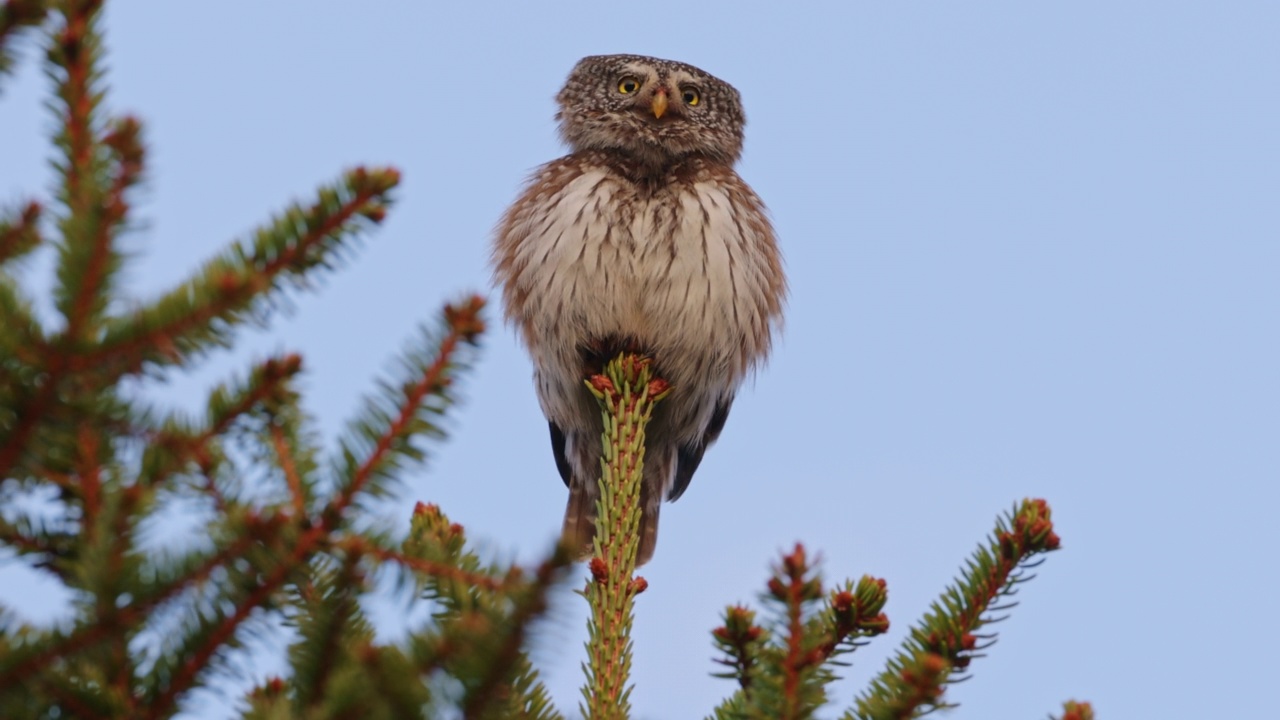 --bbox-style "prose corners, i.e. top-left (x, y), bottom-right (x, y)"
top-left (589, 556), bottom-right (608, 584)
